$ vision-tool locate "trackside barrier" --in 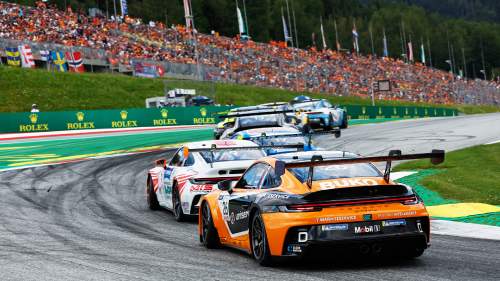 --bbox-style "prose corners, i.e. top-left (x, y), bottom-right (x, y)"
top-left (0, 105), bottom-right (458, 134)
